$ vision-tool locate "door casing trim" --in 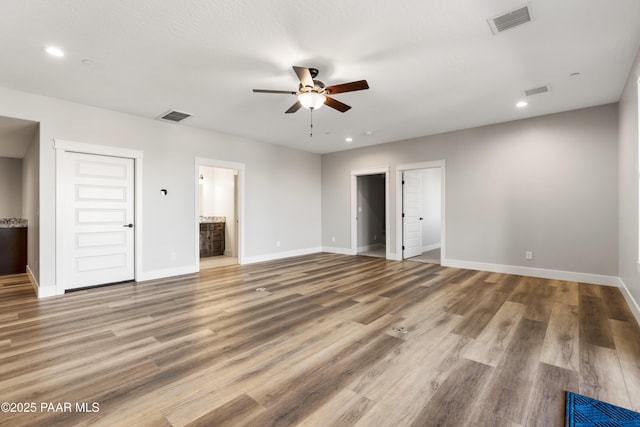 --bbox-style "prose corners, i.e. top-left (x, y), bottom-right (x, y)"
top-left (194, 157), bottom-right (245, 267)
top-left (395, 160), bottom-right (446, 262)
top-left (350, 166), bottom-right (390, 259)
top-left (54, 139), bottom-right (143, 295)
